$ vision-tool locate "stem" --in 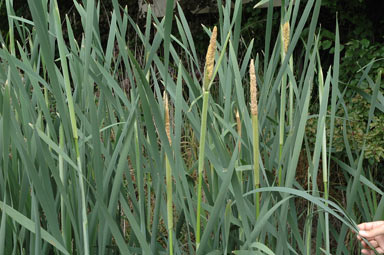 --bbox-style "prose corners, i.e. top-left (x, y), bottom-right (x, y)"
top-left (135, 121), bottom-right (146, 235)
top-left (196, 91), bottom-right (209, 251)
top-left (278, 144), bottom-right (283, 186)
top-left (166, 155), bottom-right (173, 255)
top-left (59, 125), bottom-right (66, 247)
top-left (236, 110), bottom-right (243, 193)
top-left (252, 115), bottom-right (260, 219)
top-left (278, 67), bottom-right (287, 187)
top-left (278, 23), bottom-right (288, 186)
top-left (319, 68), bottom-right (329, 254)
top-left (305, 204), bottom-right (313, 255)
top-left (289, 57), bottom-right (294, 130)
top-left (75, 138), bottom-right (89, 255)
